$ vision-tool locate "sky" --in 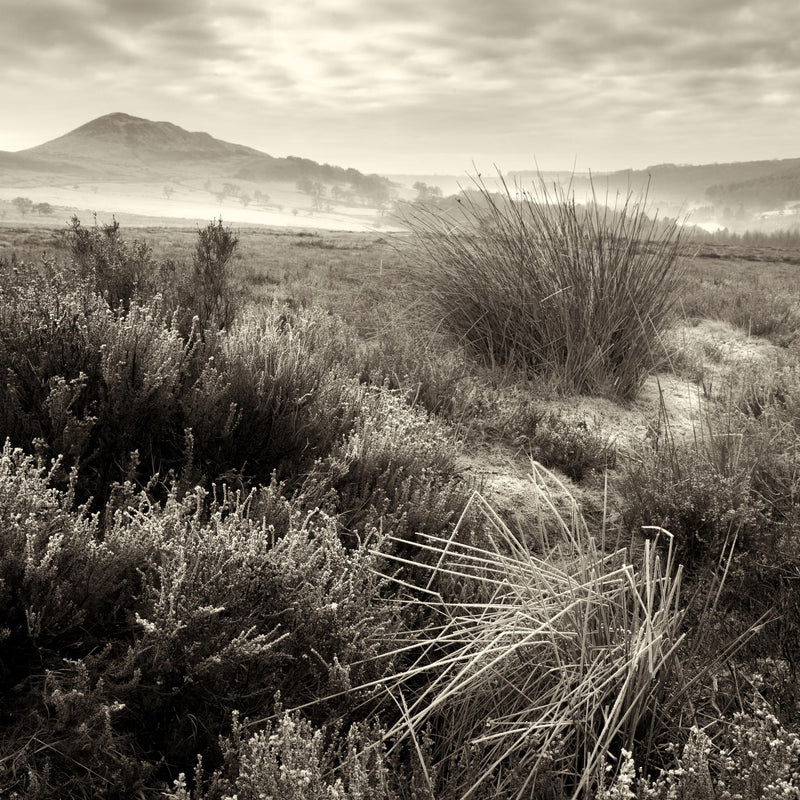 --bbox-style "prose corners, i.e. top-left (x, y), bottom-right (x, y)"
top-left (2, 0), bottom-right (799, 175)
